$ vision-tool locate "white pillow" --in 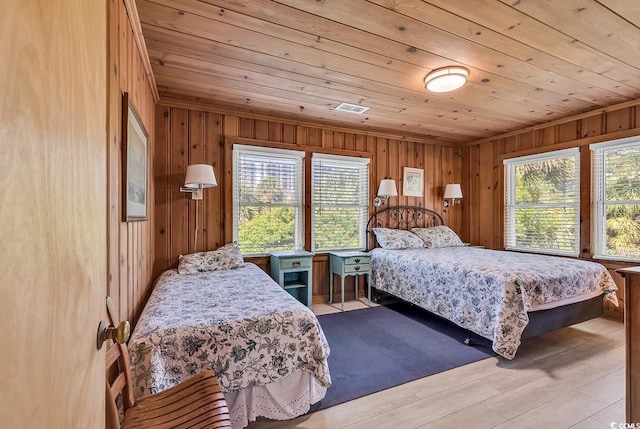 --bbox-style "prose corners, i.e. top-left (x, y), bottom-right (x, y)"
top-left (177, 241), bottom-right (245, 274)
top-left (372, 228), bottom-right (425, 250)
top-left (411, 226), bottom-right (464, 248)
